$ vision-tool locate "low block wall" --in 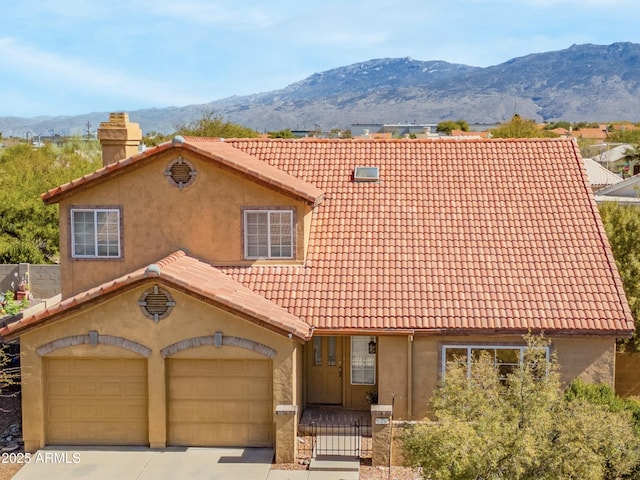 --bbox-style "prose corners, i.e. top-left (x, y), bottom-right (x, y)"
top-left (0, 264), bottom-right (60, 300)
